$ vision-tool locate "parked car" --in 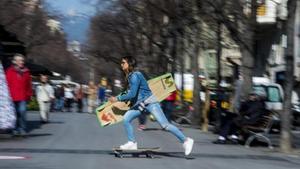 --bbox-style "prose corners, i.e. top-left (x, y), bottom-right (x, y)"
top-left (292, 102), bottom-right (300, 125)
top-left (252, 77), bottom-right (283, 111)
top-left (292, 91), bottom-right (300, 125)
